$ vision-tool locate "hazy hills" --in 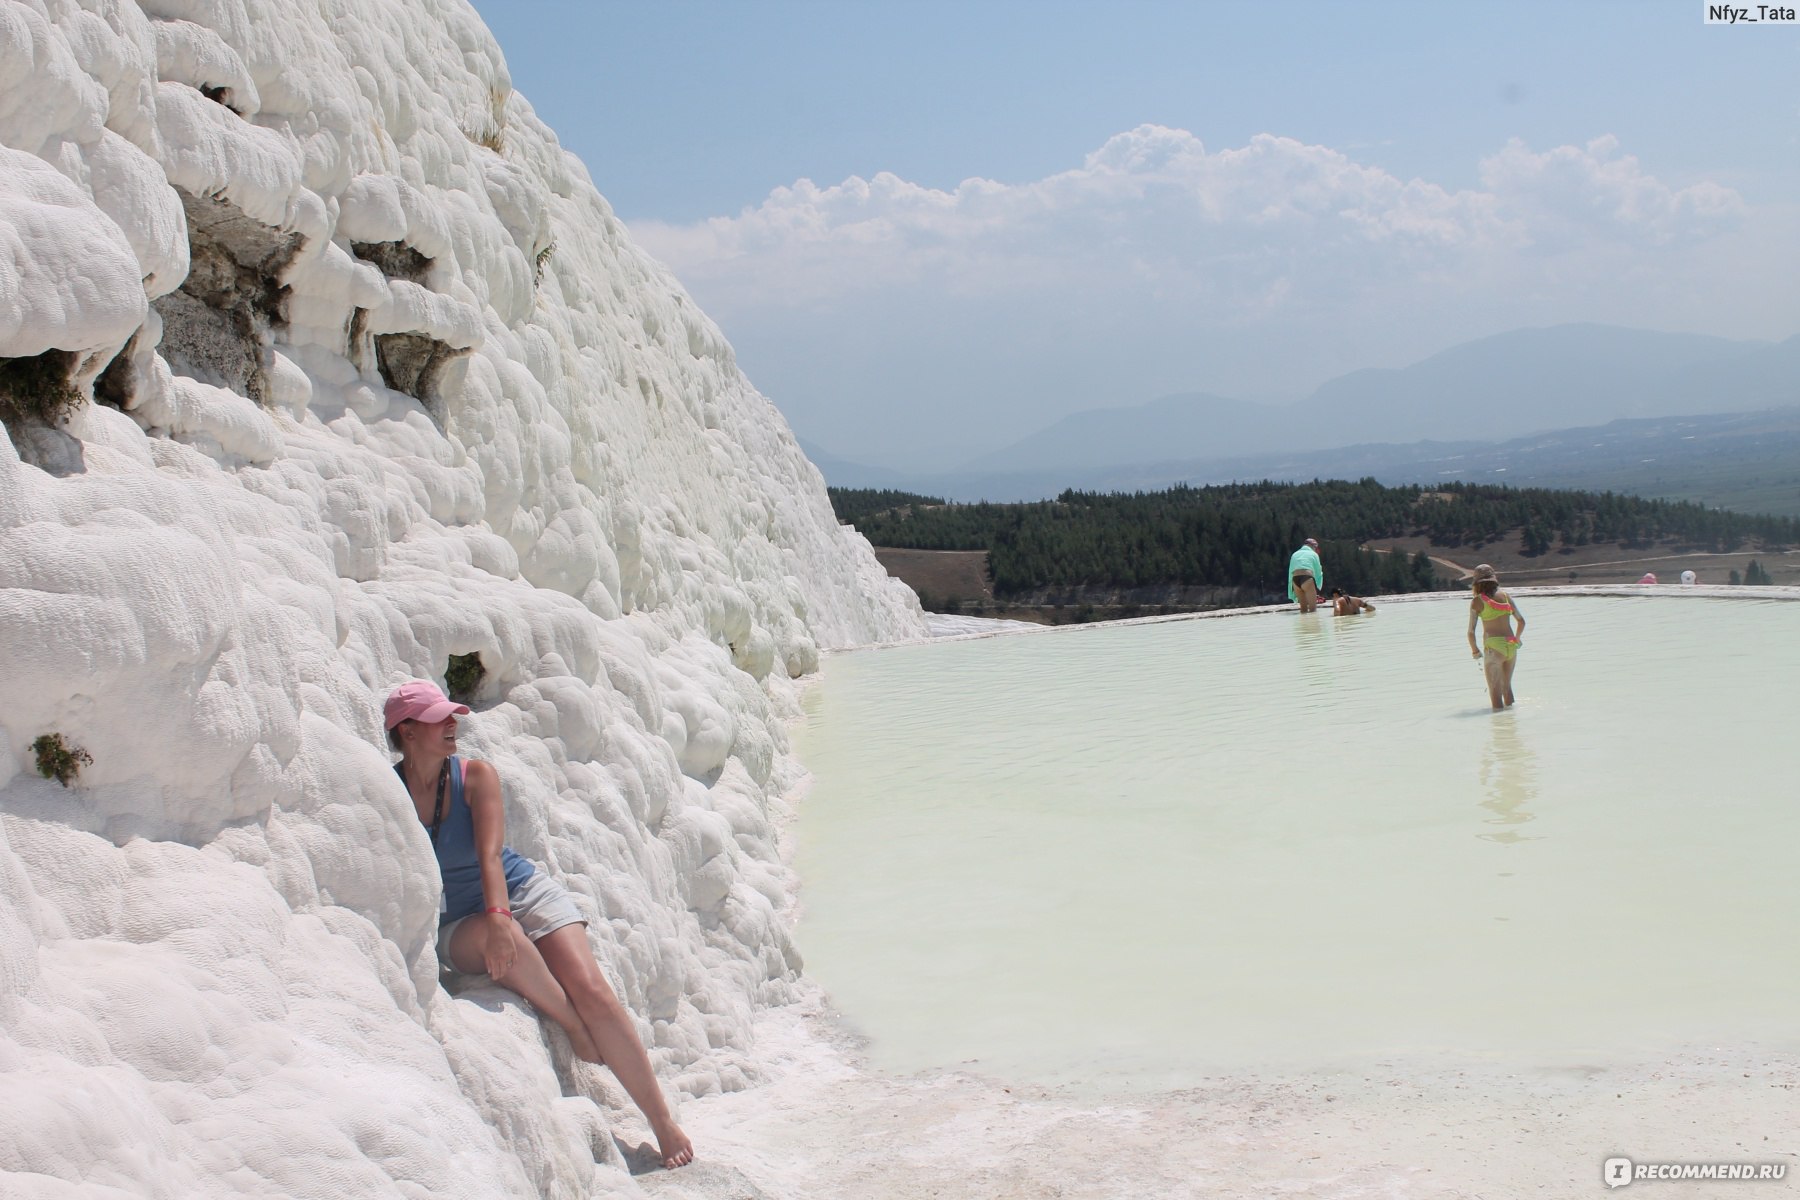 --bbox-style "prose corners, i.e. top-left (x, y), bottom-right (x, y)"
top-left (804, 324), bottom-right (1800, 513)
top-left (950, 324), bottom-right (1798, 475)
top-left (953, 391), bottom-right (1291, 476)
top-left (1300, 324), bottom-right (1799, 449)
